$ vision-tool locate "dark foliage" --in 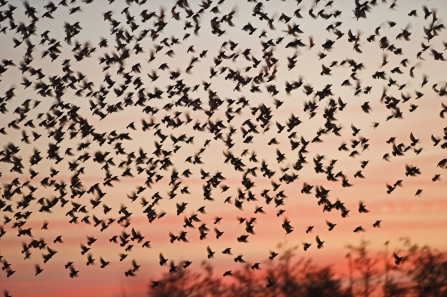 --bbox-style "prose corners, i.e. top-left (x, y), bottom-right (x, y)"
top-left (148, 239), bottom-right (447, 297)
